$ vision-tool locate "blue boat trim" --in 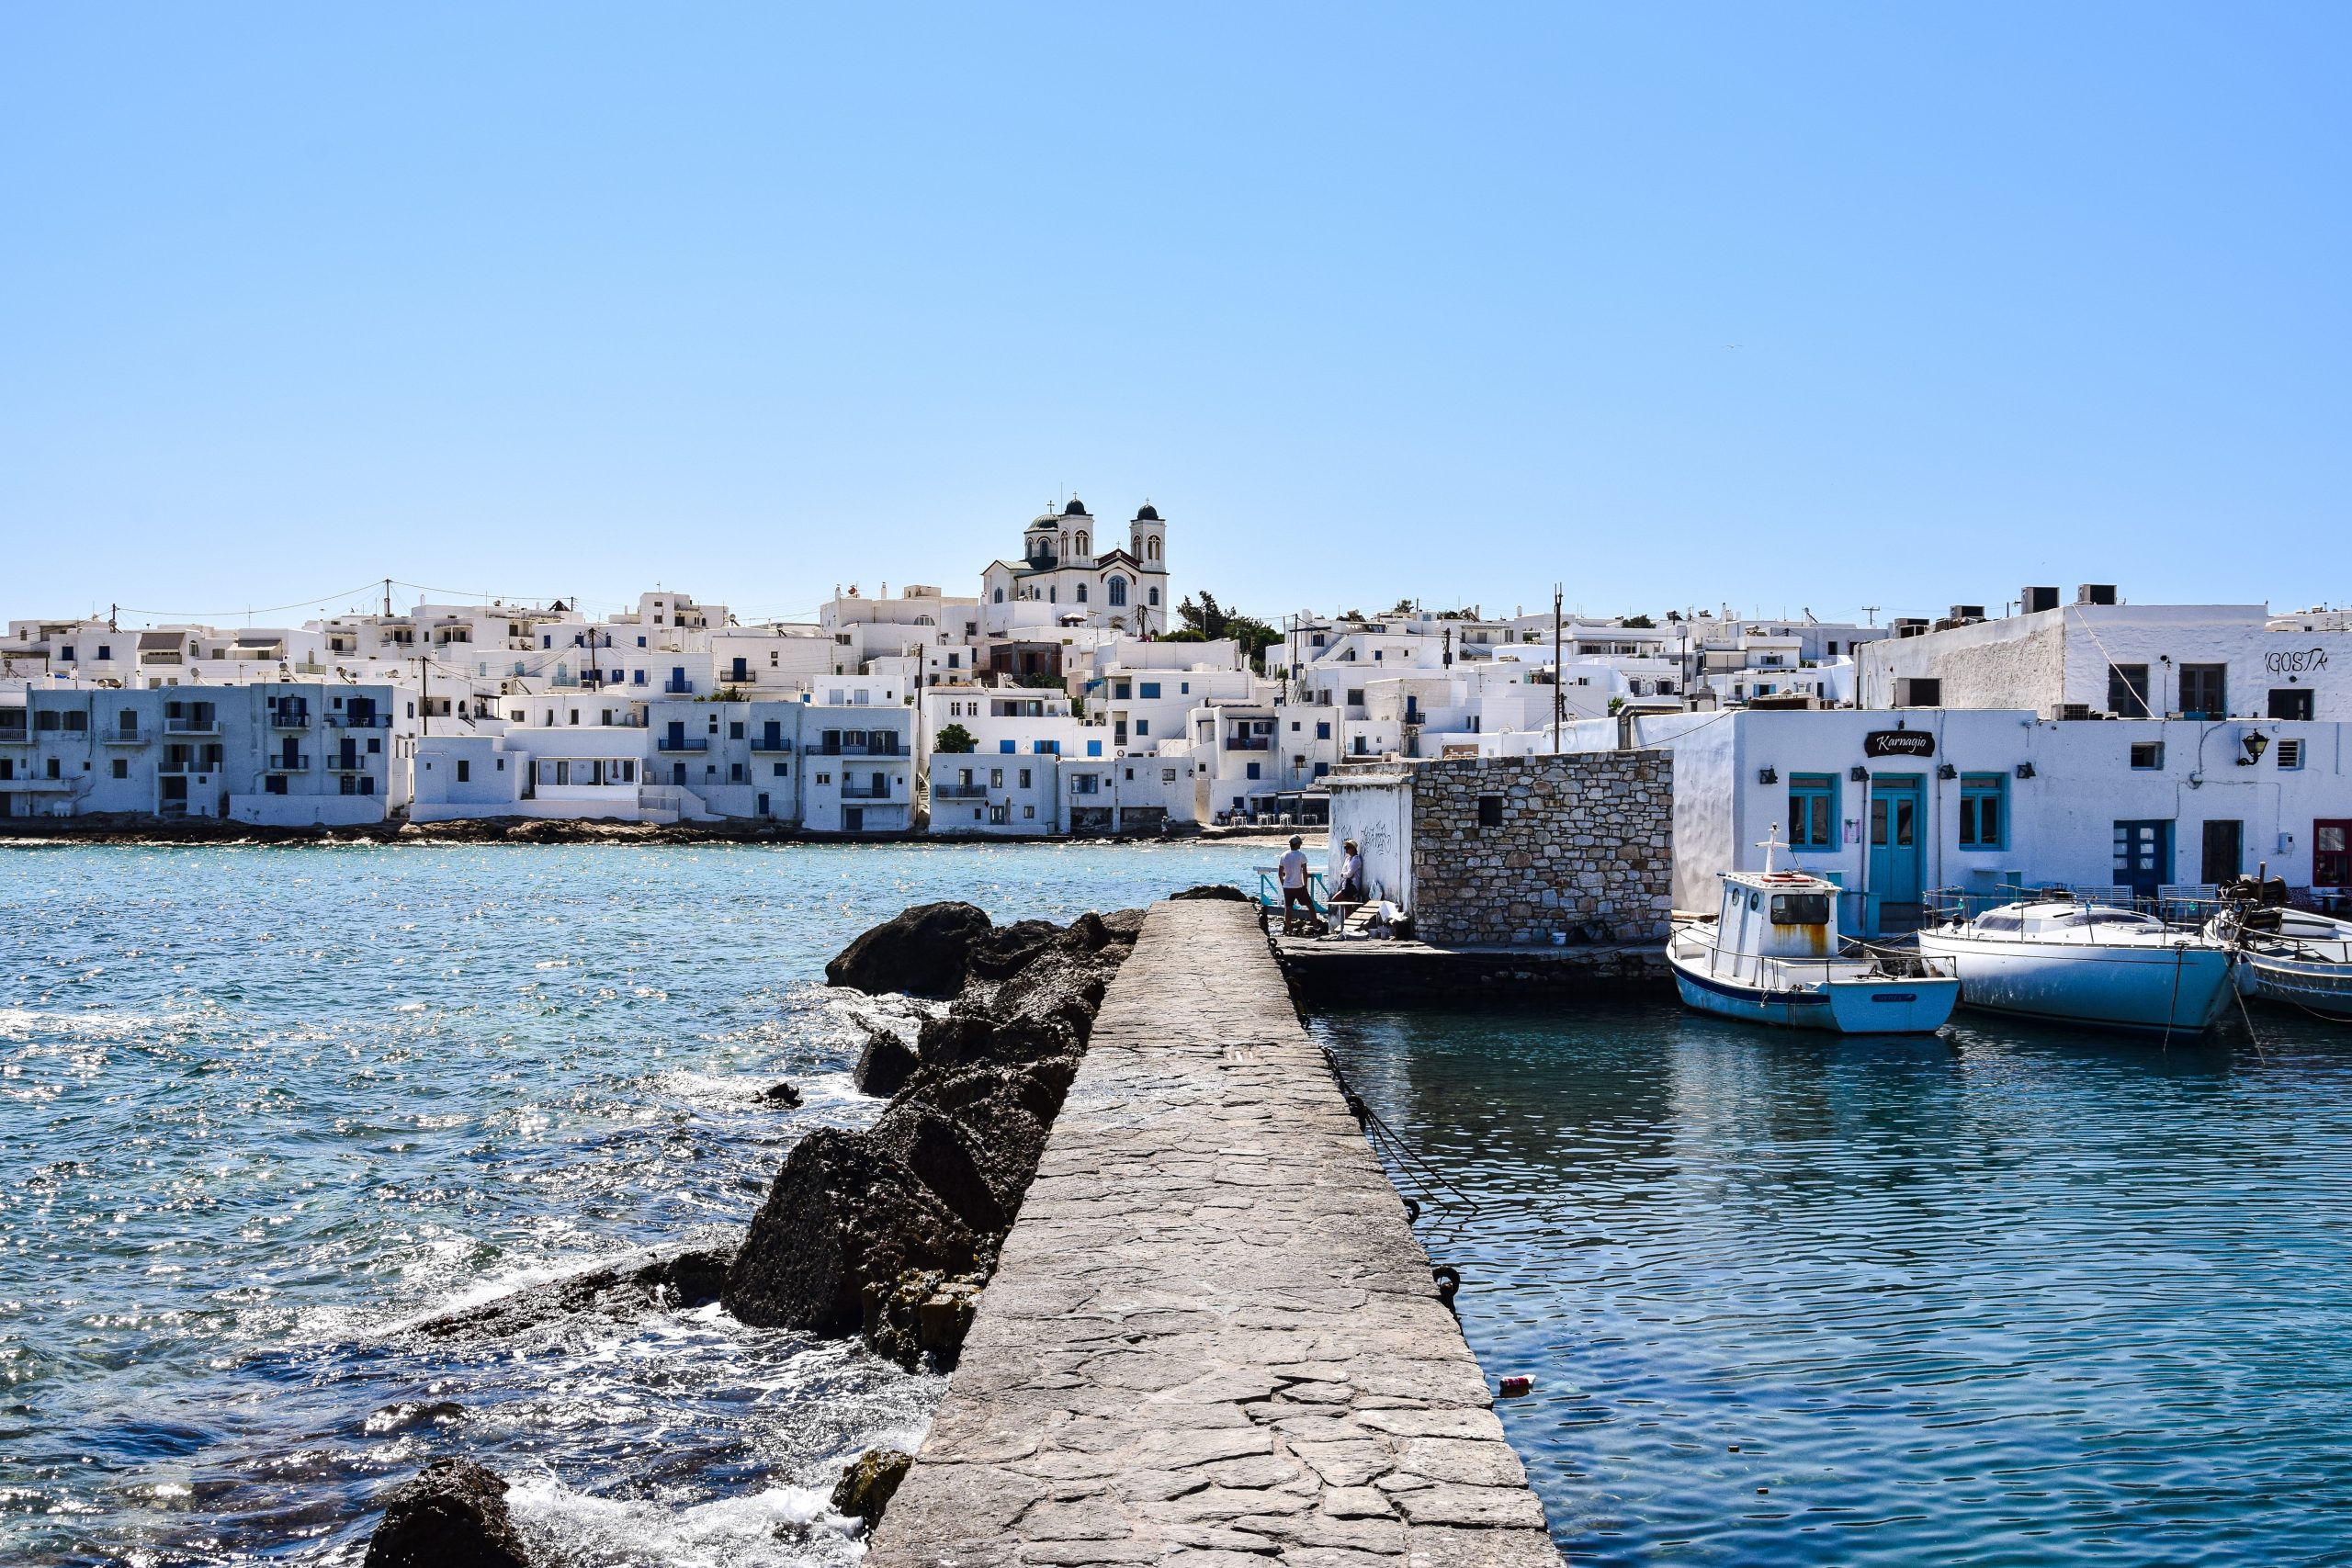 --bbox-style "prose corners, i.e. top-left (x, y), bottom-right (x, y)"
top-left (1676, 967), bottom-right (1832, 1006)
